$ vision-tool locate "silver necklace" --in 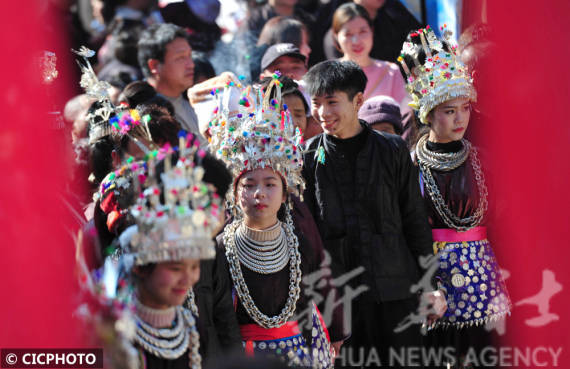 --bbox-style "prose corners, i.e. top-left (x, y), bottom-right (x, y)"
top-left (416, 134), bottom-right (470, 171)
top-left (134, 307), bottom-right (202, 368)
top-left (235, 223), bottom-right (289, 274)
top-left (417, 136), bottom-right (488, 231)
top-left (223, 213), bottom-right (302, 328)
